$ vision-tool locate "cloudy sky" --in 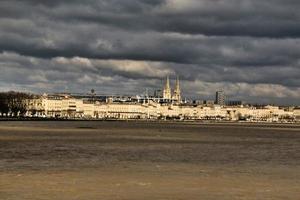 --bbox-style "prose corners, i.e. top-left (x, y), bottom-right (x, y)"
top-left (0, 0), bottom-right (300, 105)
